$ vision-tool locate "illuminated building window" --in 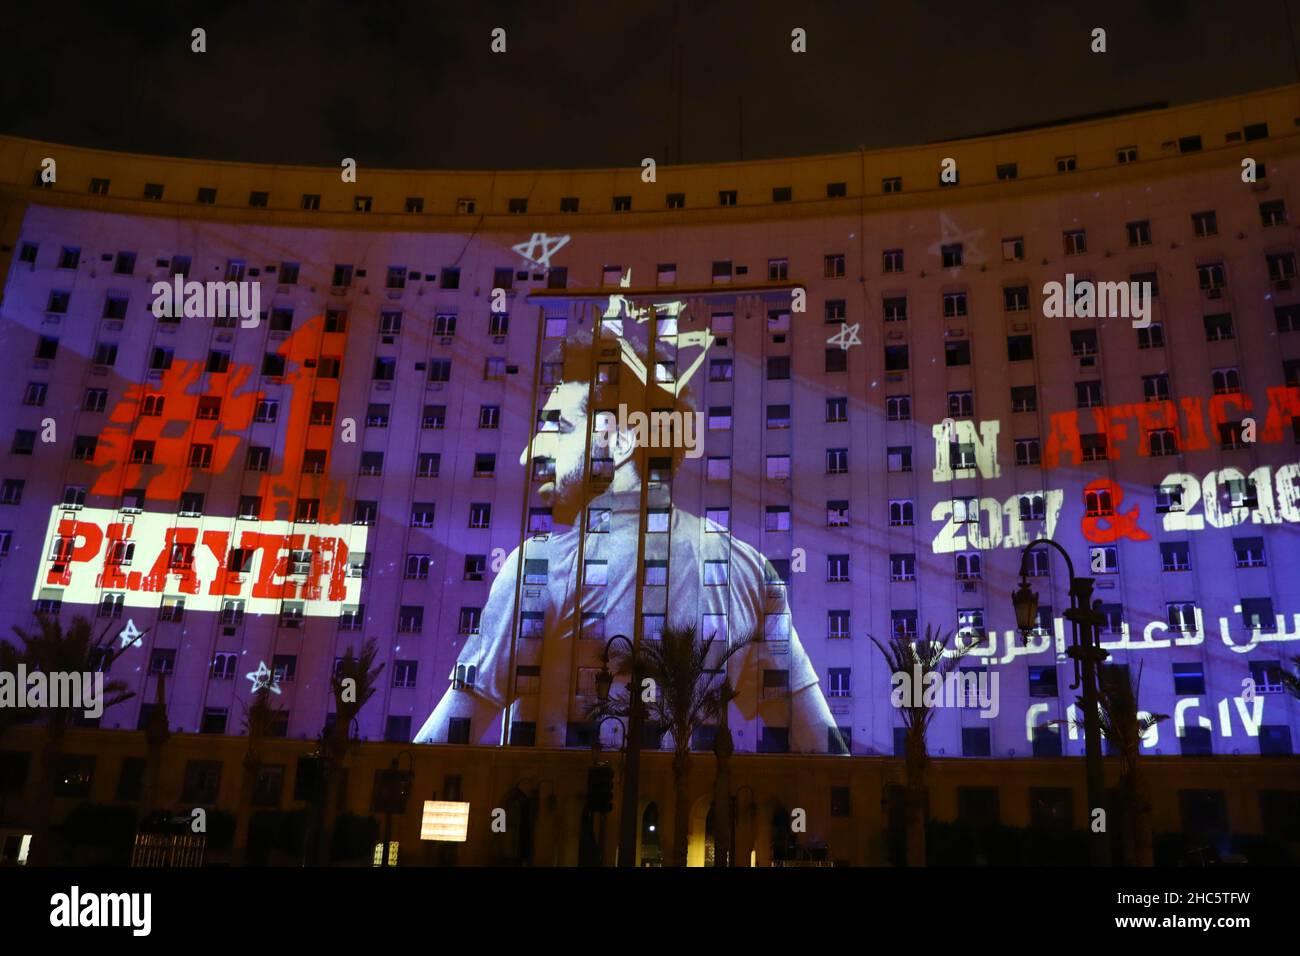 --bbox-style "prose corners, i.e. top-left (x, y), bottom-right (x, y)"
top-left (887, 446), bottom-right (911, 472)
top-left (644, 560), bottom-right (668, 587)
top-left (708, 406), bottom-right (733, 430)
top-left (1019, 494), bottom-right (1046, 521)
top-left (1166, 602), bottom-right (1197, 632)
top-left (473, 452), bottom-right (496, 477)
top-left (1260, 199), bottom-right (1287, 227)
top-left (243, 447), bottom-right (271, 475)
top-left (1014, 438), bottom-right (1040, 466)
top-left (826, 555), bottom-right (849, 583)
top-left (648, 509), bottom-right (670, 533)
top-left (99, 592), bottom-right (124, 619)
top-left (526, 507), bottom-right (550, 534)
top-left (1171, 663), bottom-right (1204, 696)
top-left (1084, 487), bottom-right (1113, 517)
top-left (1219, 421), bottom-right (1248, 450)
top-left (1160, 542), bottom-right (1191, 572)
top-left (587, 508), bottom-right (610, 533)
top-left (454, 608), bottom-right (480, 639)
top-left (179, 492), bottom-right (203, 516)
top-left (1148, 428), bottom-right (1179, 456)
top-left (405, 554), bottom-right (431, 580)
top-left (880, 395), bottom-right (911, 423)
top-left (1249, 658), bottom-right (1284, 694)
top-left (295, 498), bottom-right (319, 523)
top-left (1276, 304), bottom-right (1300, 333)
top-left (520, 611), bottom-right (545, 639)
top-left (71, 436), bottom-right (97, 462)
top-left (764, 506), bottom-right (791, 532)
top-left (941, 243), bottom-right (963, 268)
top-left (433, 312), bottom-right (456, 336)
top-left (359, 451), bottom-right (384, 476)
top-left (1089, 546), bottom-right (1118, 575)
top-left (1023, 549), bottom-right (1049, 577)
top-left (1063, 230), bottom-right (1088, 255)
top-left (1126, 220), bottom-right (1152, 247)
top-left (1240, 599), bottom-right (1275, 634)
top-left (1154, 484), bottom-right (1184, 513)
top-left (718, 189), bottom-right (737, 207)
top-left (219, 598), bottom-right (244, 629)
top-left (160, 595), bottom-right (186, 622)
top-left (942, 292), bottom-right (967, 317)
top-left (1267, 252), bottom-right (1296, 282)
top-left (885, 498), bottom-right (915, 528)
top-left (130, 441), bottom-right (155, 465)
top-left (826, 397), bottom-right (848, 422)
top-left (1002, 236), bottom-right (1024, 262)
top-left (947, 391), bottom-right (973, 417)
top-left (463, 555), bottom-right (486, 581)
top-left (272, 655), bottom-right (296, 684)
top-left (346, 552), bottom-right (370, 578)
top-left (302, 449), bottom-right (327, 475)
top-left (422, 404), bottom-right (446, 429)
top-left (1197, 262), bottom-right (1226, 292)
top-left (704, 507), bottom-right (730, 532)
top-left (400, 606), bottom-right (425, 634)
top-left (1234, 537), bottom-right (1265, 568)
top-left (827, 611), bottom-right (850, 640)
top-left (1211, 366), bottom-right (1241, 394)
top-left (1142, 374), bottom-right (1170, 402)
top-left (891, 610), bottom-right (917, 638)
top-left (1005, 286), bottom-right (1031, 314)
top-left (83, 388), bottom-right (107, 412)
top-left (890, 553), bottom-right (915, 581)
top-left (429, 359), bottom-right (453, 382)
top-left (882, 248), bottom-right (903, 273)
top-left (469, 503), bottom-right (492, 529)
top-left (952, 497), bottom-right (979, 524)
top-left (489, 311), bottom-right (509, 336)
top-left (211, 653), bottom-right (237, 679)
top-left (768, 257), bottom-right (789, 281)
top-left (826, 448), bottom-right (848, 474)
top-left (827, 500), bottom-right (849, 527)
top-left (1075, 381), bottom-right (1103, 409)
top-left (766, 404), bottom-right (791, 428)
top-left (955, 552), bottom-right (981, 580)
